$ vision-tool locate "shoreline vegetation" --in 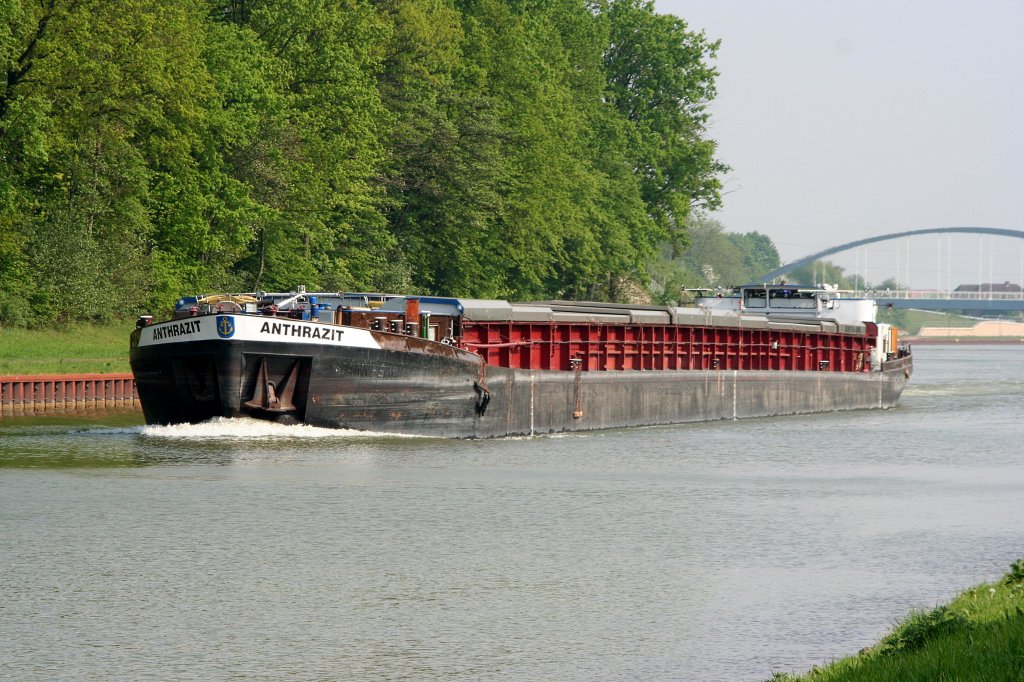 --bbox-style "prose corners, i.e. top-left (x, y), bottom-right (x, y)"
top-left (769, 560), bottom-right (1024, 681)
top-left (9, 1), bottom-right (1003, 332)
top-left (3, 1), bottom-right (735, 328)
top-left (0, 323), bottom-right (133, 375)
